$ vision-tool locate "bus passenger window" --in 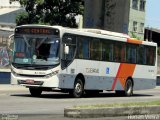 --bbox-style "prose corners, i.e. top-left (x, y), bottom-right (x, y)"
top-left (102, 40), bottom-right (113, 61)
top-left (126, 44), bottom-right (136, 64)
top-left (113, 44), bottom-right (120, 62)
top-left (77, 37), bottom-right (90, 59)
top-left (146, 47), bottom-right (155, 65)
top-left (90, 38), bottom-right (101, 60)
top-left (120, 44), bottom-right (126, 62)
top-left (137, 45), bottom-right (146, 65)
top-left (62, 34), bottom-right (77, 60)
